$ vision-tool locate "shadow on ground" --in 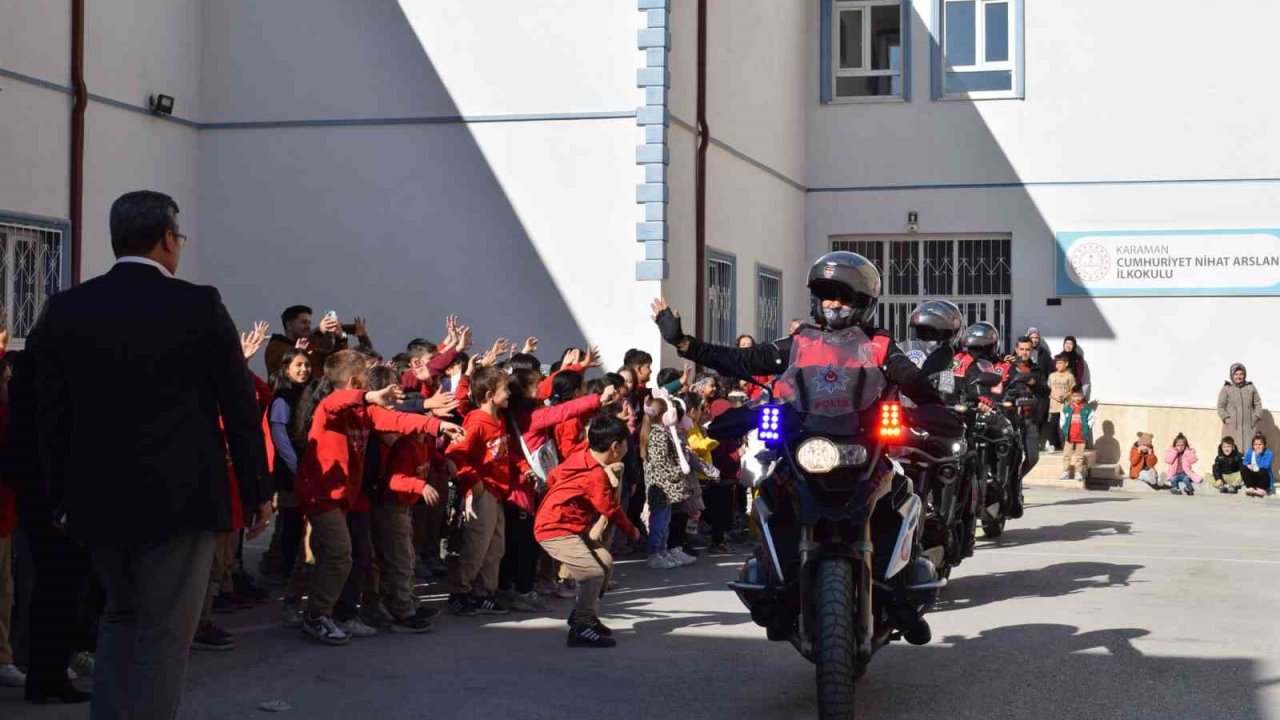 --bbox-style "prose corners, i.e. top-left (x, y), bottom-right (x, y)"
top-left (980, 519), bottom-right (1134, 549)
top-left (936, 561), bottom-right (1142, 613)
